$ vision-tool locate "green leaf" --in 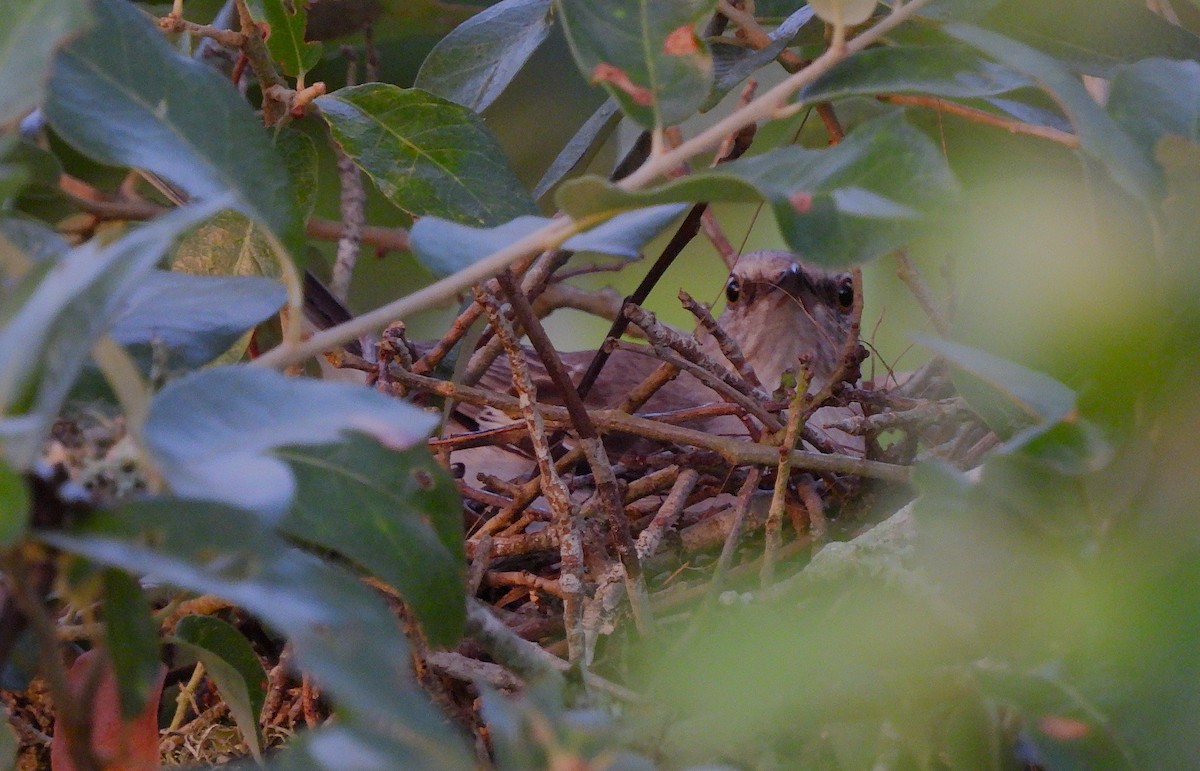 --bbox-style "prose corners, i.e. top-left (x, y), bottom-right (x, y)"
top-left (102, 568), bottom-right (161, 719)
top-left (0, 460), bottom-right (28, 547)
top-left (174, 615), bottom-right (267, 761)
top-left (410, 203), bottom-right (685, 276)
top-left (39, 498), bottom-right (473, 766)
top-left (1108, 59), bottom-right (1200, 158)
top-left (942, 22), bottom-right (1161, 203)
top-left (43, 0), bottom-right (302, 251)
top-left (171, 210), bottom-right (283, 279)
top-left (531, 99), bottom-right (622, 200)
top-left (276, 126), bottom-right (319, 222)
top-left (415, 0), bottom-right (554, 112)
top-left (555, 0), bottom-right (715, 128)
top-left (917, 335), bottom-right (1077, 448)
top-left (706, 6), bottom-right (815, 111)
top-left (245, 0), bottom-right (323, 80)
top-left (0, 0), bottom-right (92, 126)
top-left (556, 111), bottom-right (958, 266)
top-left (277, 438), bottom-right (466, 647)
top-left (142, 367), bottom-right (439, 517)
top-left (980, 0), bottom-right (1200, 75)
top-left (316, 83), bottom-right (537, 226)
top-left (800, 45), bottom-right (1030, 102)
top-left (0, 197), bottom-right (230, 468)
top-left (109, 271), bottom-right (286, 370)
